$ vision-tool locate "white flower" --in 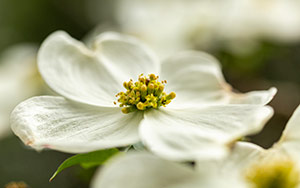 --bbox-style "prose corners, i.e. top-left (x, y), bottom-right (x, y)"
top-left (91, 152), bottom-right (247, 188)
top-left (92, 104), bottom-right (300, 188)
top-left (11, 31), bottom-right (275, 161)
top-left (116, 0), bottom-right (300, 57)
top-left (91, 103), bottom-right (300, 188)
top-left (213, 105), bottom-right (300, 188)
top-left (0, 44), bottom-right (43, 140)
